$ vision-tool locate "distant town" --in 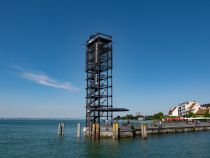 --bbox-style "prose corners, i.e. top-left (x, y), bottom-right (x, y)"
top-left (115, 101), bottom-right (210, 121)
